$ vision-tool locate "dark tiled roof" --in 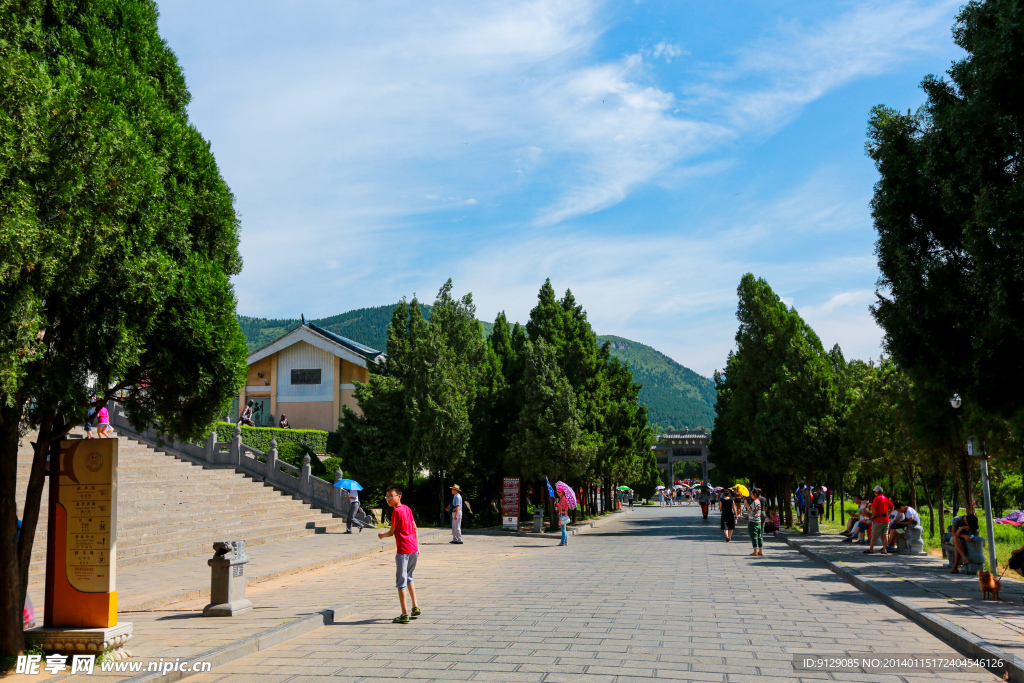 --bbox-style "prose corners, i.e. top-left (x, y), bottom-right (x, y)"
top-left (306, 322), bottom-right (385, 363)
